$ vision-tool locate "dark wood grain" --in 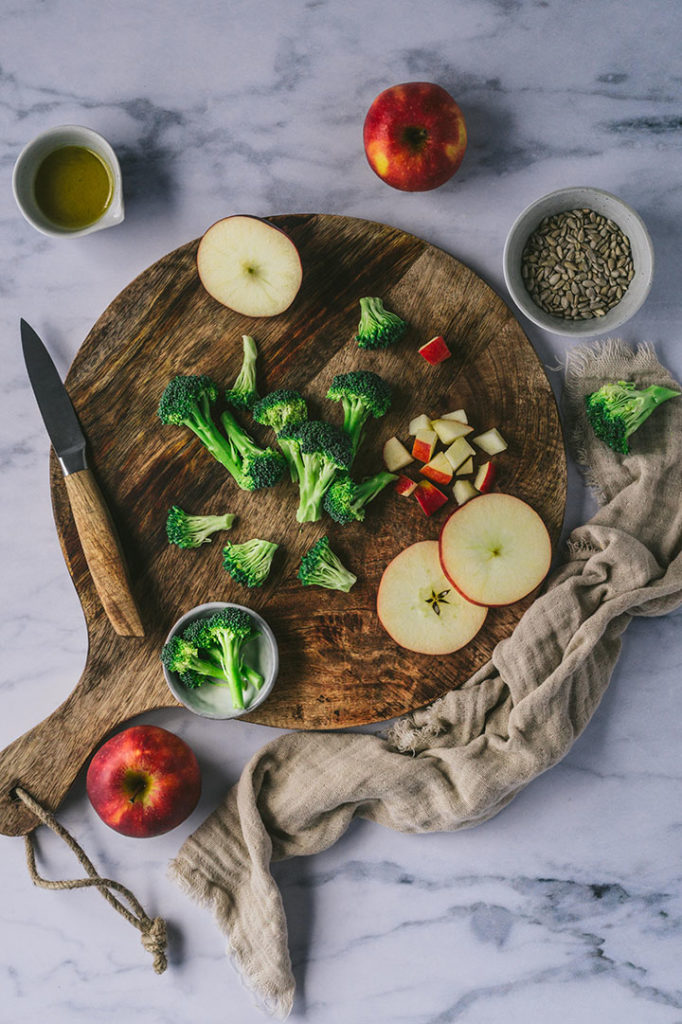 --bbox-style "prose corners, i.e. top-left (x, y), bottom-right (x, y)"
top-left (0, 214), bottom-right (566, 835)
